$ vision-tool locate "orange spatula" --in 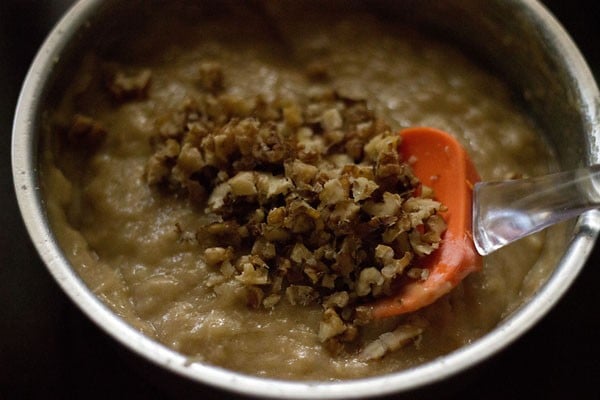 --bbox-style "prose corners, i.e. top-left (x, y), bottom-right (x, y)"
top-left (371, 127), bottom-right (483, 319)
